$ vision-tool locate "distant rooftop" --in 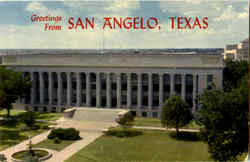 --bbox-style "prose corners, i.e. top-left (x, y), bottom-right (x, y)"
top-left (0, 48), bottom-right (224, 56)
top-left (241, 38), bottom-right (249, 43)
